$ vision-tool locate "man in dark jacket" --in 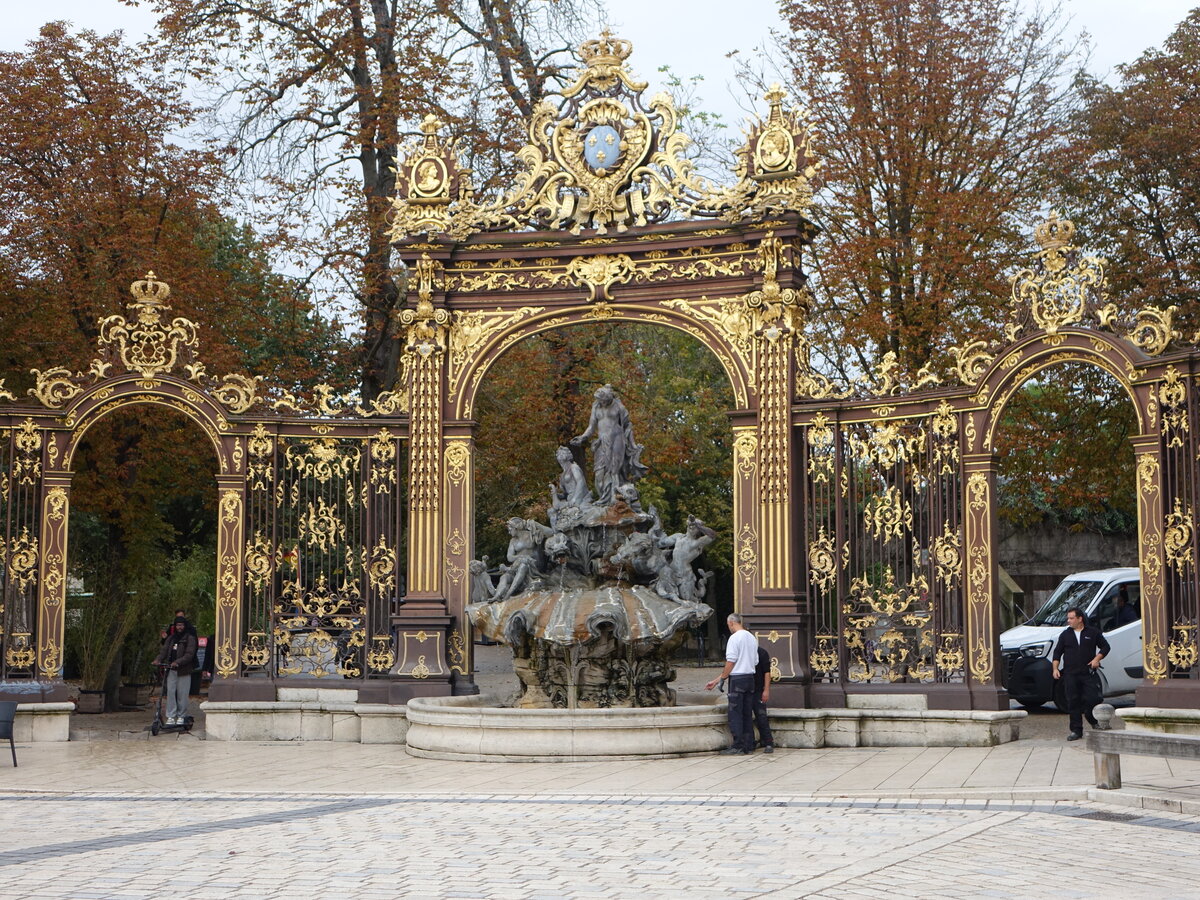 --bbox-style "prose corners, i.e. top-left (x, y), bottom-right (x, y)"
top-left (1052, 607), bottom-right (1110, 741)
top-left (753, 645), bottom-right (775, 754)
top-left (154, 616), bottom-right (198, 725)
